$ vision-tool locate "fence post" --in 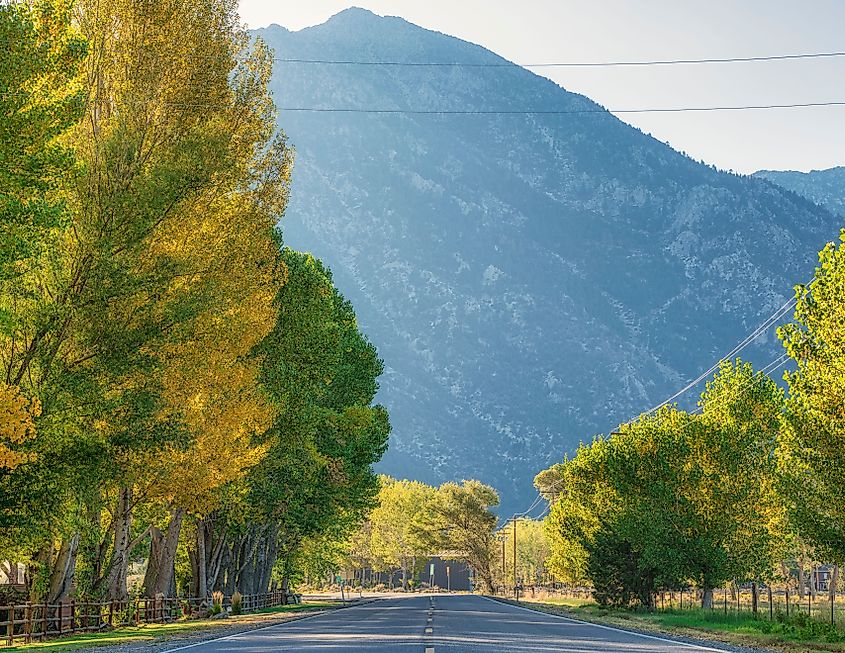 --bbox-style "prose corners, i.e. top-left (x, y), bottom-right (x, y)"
top-left (724, 587), bottom-right (727, 615)
top-left (6, 604), bottom-right (14, 646)
top-left (785, 587), bottom-right (789, 617)
top-left (70, 600), bottom-right (76, 634)
top-left (25, 603), bottom-right (32, 643)
top-left (768, 586), bottom-right (773, 620)
top-left (41, 602), bottom-right (47, 640)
